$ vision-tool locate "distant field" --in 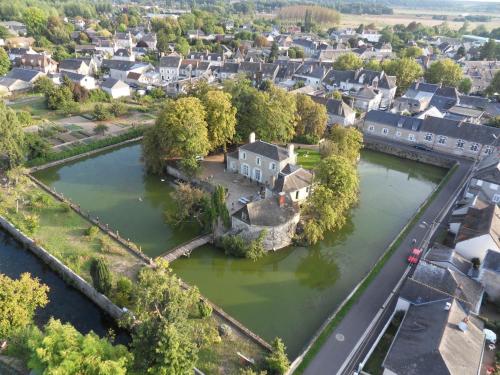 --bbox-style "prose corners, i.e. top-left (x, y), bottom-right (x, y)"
top-left (339, 8), bottom-right (500, 31)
